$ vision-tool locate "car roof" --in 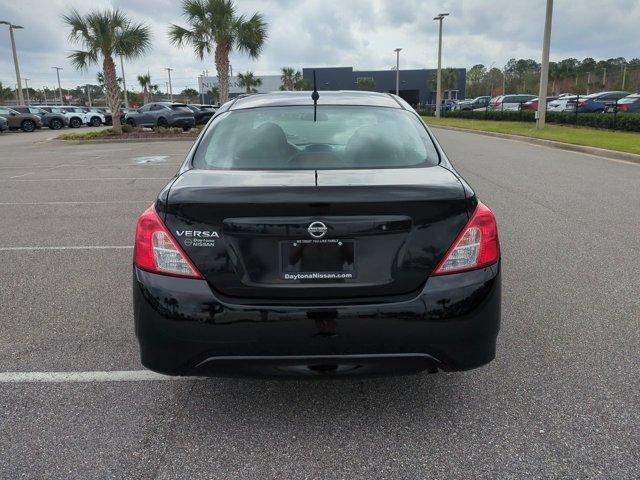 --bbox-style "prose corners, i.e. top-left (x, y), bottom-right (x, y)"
top-left (588, 91), bottom-right (630, 97)
top-left (229, 91), bottom-right (403, 110)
